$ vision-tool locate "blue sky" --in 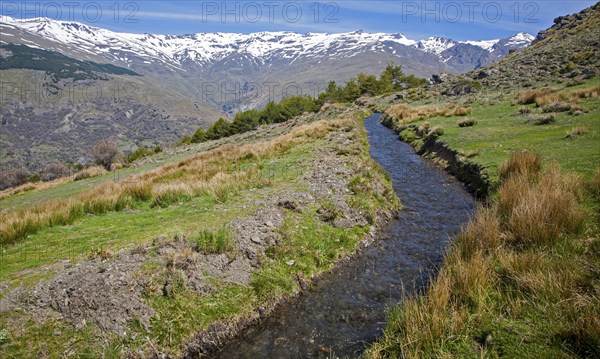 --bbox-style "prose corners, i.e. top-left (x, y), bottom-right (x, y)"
top-left (1, 1), bottom-right (597, 40)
